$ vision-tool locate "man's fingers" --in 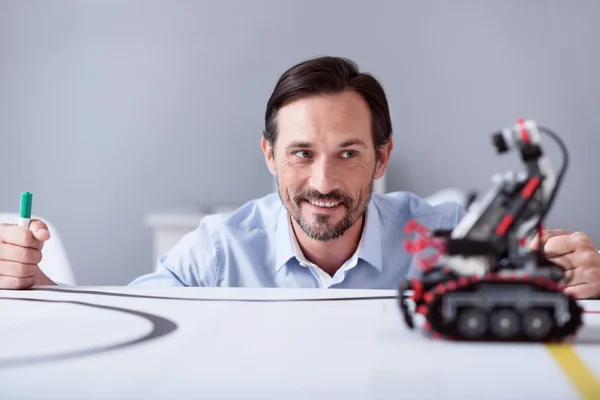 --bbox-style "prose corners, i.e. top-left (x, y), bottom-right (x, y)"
top-left (546, 254), bottom-right (575, 270)
top-left (540, 235), bottom-right (575, 257)
top-left (0, 261), bottom-right (37, 278)
top-left (29, 219), bottom-right (48, 231)
top-left (0, 220), bottom-right (50, 250)
top-left (549, 247), bottom-right (599, 269)
top-left (528, 229), bottom-right (600, 299)
top-left (563, 268), bottom-right (575, 283)
top-left (541, 233), bottom-right (596, 258)
top-left (530, 229), bottom-right (570, 250)
top-left (560, 262), bottom-right (600, 298)
top-left (0, 225), bottom-right (43, 249)
top-left (570, 262), bottom-right (600, 285)
top-left (564, 283), bottom-right (600, 299)
top-left (29, 220), bottom-right (51, 242)
top-left (0, 275), bottom-right (35, 290)
top-left (0, 242), bottom-right (42, 264)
